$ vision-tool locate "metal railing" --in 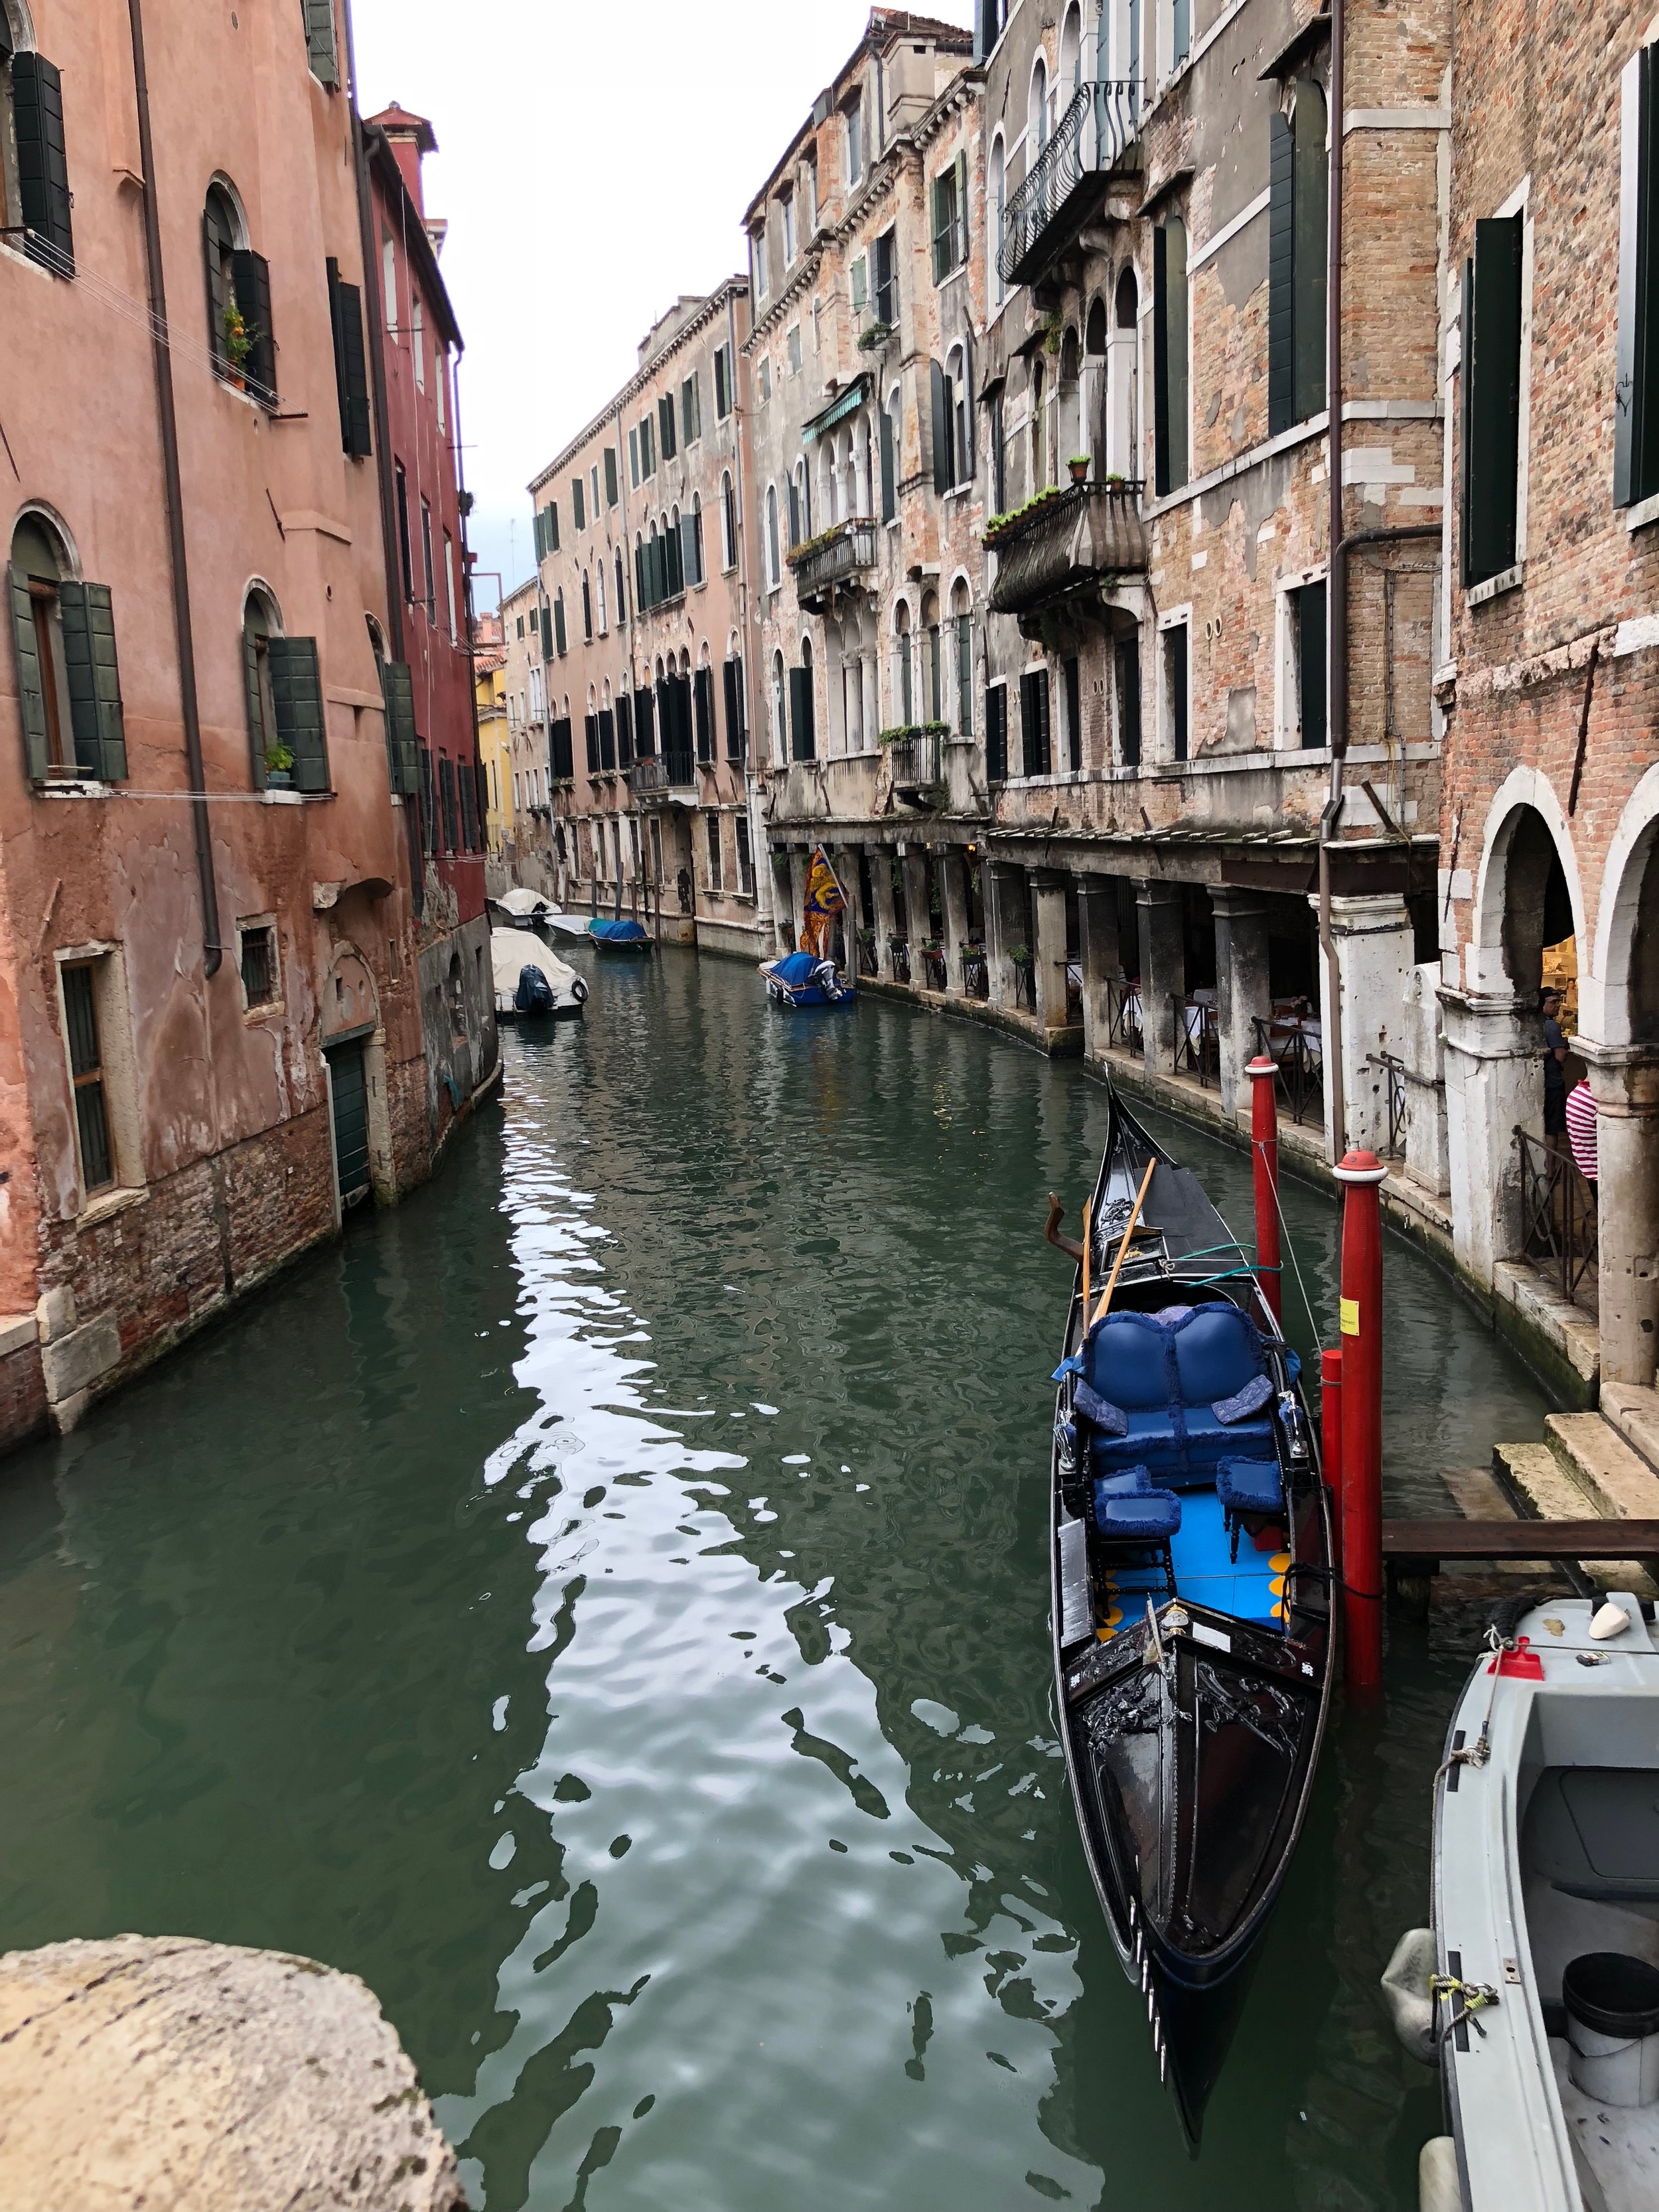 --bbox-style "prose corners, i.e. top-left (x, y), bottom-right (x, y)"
top-left (1368, 1051), bottom-right (1409, 1160)
top-left (962, 945), bottom-right (989, 999)
top-left (1000, 80), bottom-right (1142, 287)
top-left (920, 946), bottom-right (948, 992)
top-left (1172, 995), bottom-right (1219, 1088)
top-left (1107, 977), bottom-right (1142, 1055)
top-left (629, 753), bottom-right (695, 796)
top-left (987, 480), bottom-right (1149, 615)
top-left (856, 928), bottom-right (879, 978)
top-left (1515, 1126), bottom-right (1599, 1306)
top-left (1252, 1015), bottom-right (1324, 1126)
top-left (888, 730), bottom-right (944, 793)
top-left (888, 938), bottom-right (911, 985)
top-left (789, 516), bottom-right (879, 607)
top-left (1013, 953), bottom-right (1037, 1012)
